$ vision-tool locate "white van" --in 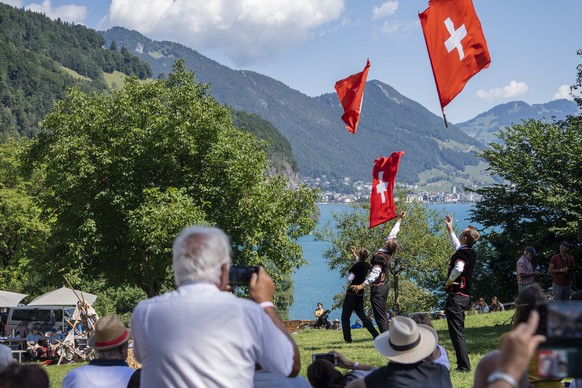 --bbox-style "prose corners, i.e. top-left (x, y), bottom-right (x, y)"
top-left (5, 306), bottom-right (74, 336)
